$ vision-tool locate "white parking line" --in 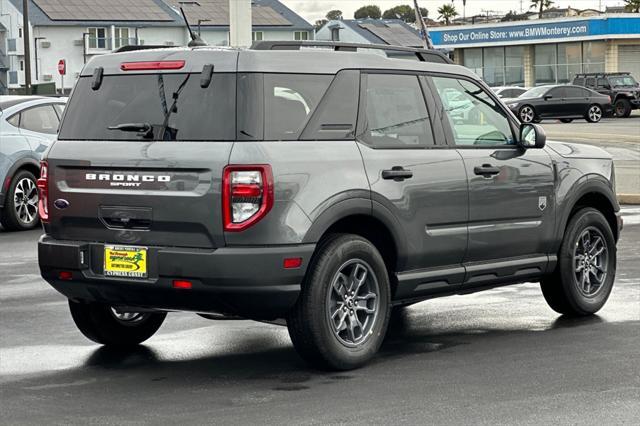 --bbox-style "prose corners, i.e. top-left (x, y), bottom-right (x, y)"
top-left (621, 206), bottom-right (640, 226)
